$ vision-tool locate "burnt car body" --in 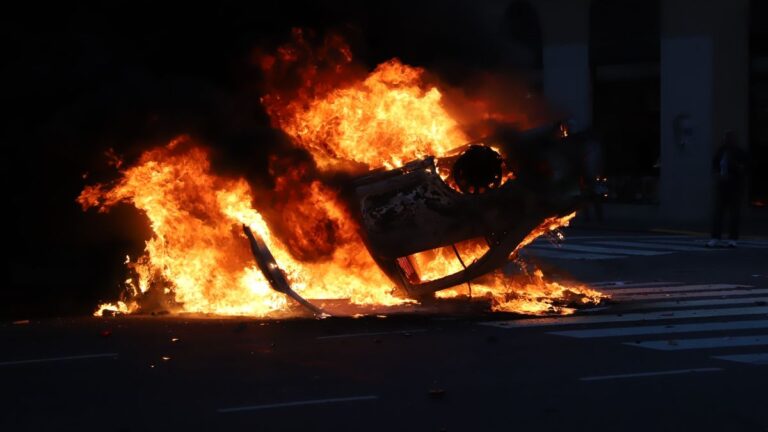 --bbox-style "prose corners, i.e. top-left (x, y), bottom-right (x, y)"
top-left (245, 122), bottom-right (589, 313)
